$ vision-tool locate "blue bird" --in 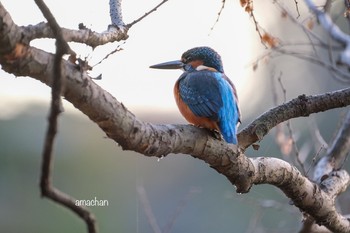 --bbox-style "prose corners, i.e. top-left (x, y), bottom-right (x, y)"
top-left (150, 46), bottom-right (241, 144)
